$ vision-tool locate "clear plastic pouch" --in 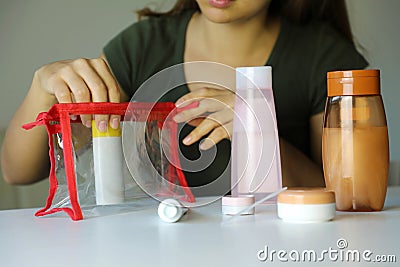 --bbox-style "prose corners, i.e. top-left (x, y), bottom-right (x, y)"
top-left (23, 102), bottom-right (195, 220)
